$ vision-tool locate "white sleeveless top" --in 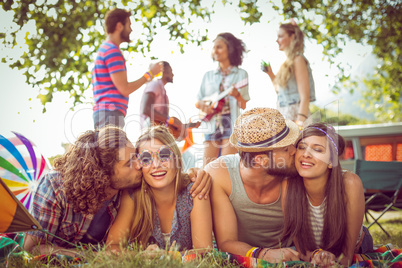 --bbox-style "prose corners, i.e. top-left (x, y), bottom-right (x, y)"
top-left (308, 197), bottom-right (326, 247)
top-left (308, 194), bottom-right (363, 248)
